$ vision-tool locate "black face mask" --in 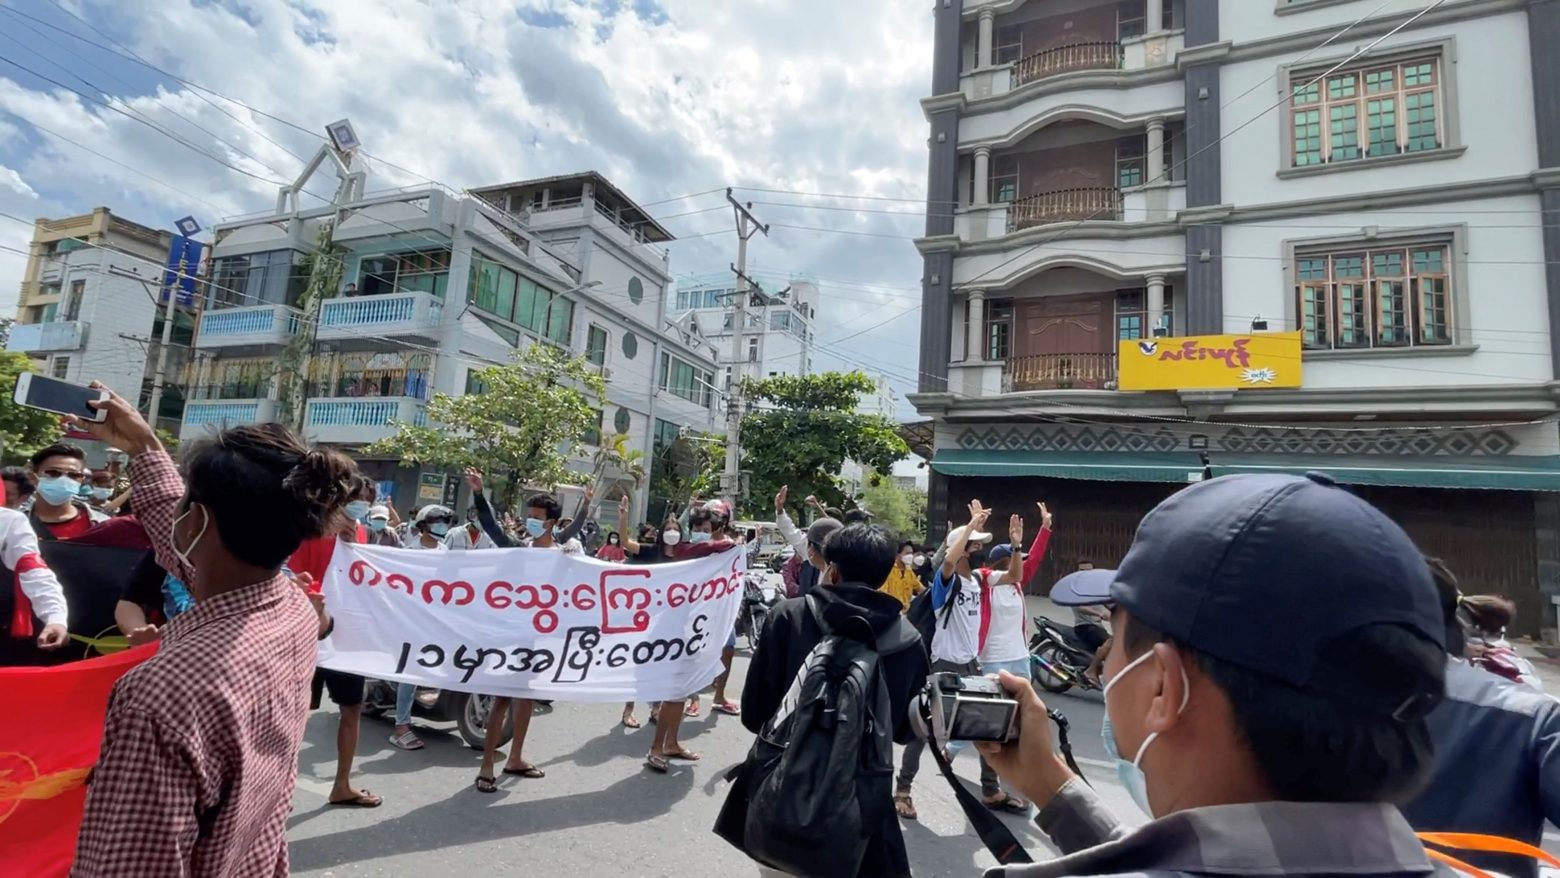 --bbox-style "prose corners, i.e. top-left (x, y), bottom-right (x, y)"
top-left (966, 549), bottom-right (989, 569)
